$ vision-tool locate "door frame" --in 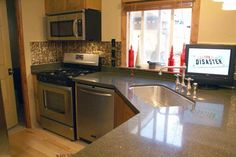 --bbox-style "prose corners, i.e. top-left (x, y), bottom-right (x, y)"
top-left (14, 0), bottom-right (31, 128)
